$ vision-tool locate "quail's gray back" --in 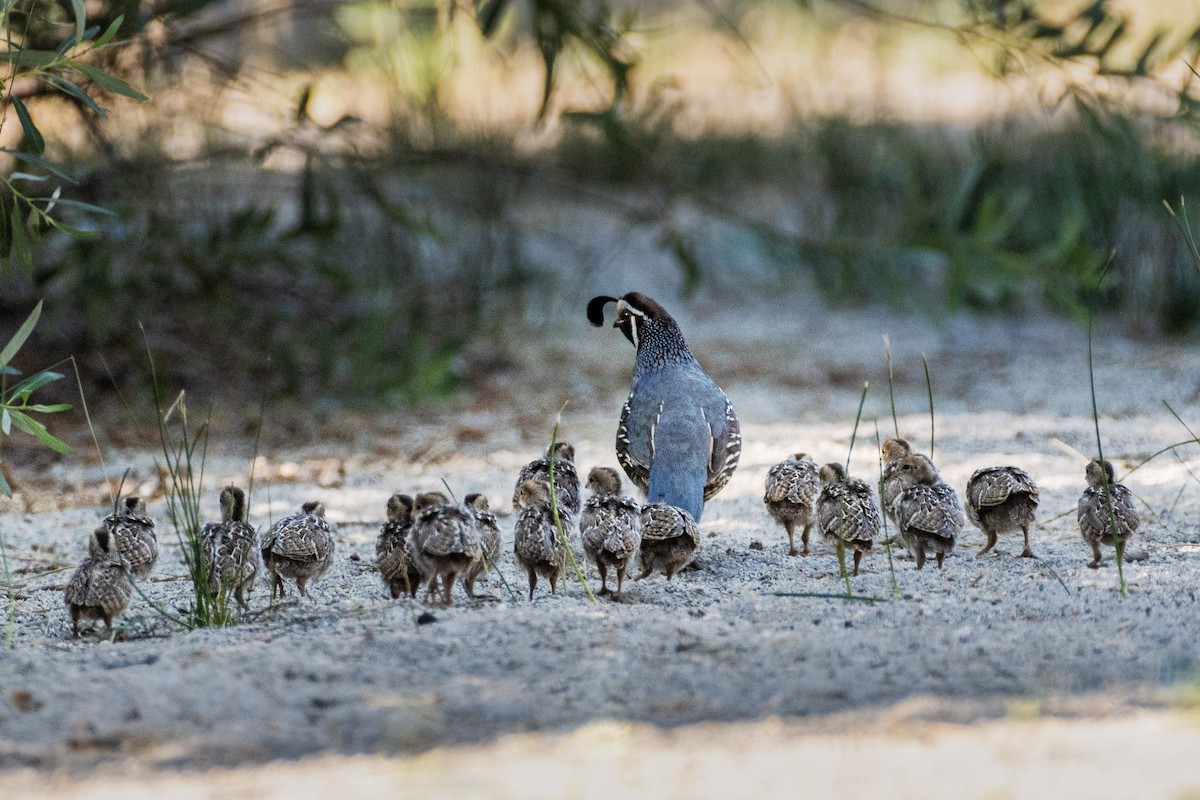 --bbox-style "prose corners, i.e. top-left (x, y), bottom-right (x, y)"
top-left (589, 292), bottom-right (740, 522)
